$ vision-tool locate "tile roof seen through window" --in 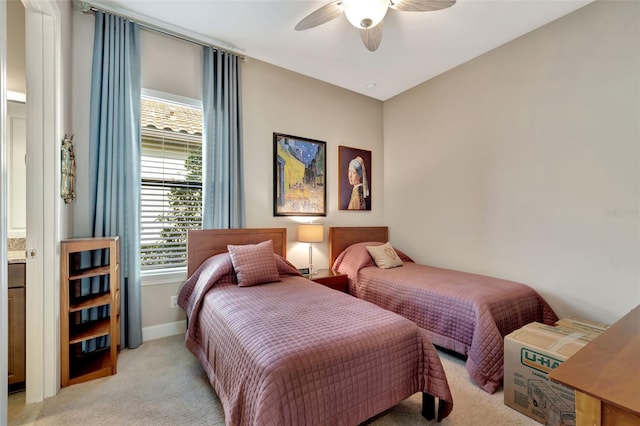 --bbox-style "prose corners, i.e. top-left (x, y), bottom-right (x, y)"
top-left (141, 98), bottom-right (202, 135)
